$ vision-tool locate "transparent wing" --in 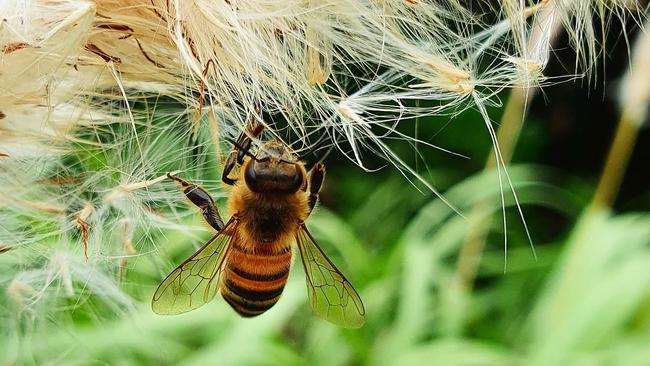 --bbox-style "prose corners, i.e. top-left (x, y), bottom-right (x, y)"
top-left (152, 218), bottom-right (239, 315)
top-left (296, 223), bottom-right (365, 328)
